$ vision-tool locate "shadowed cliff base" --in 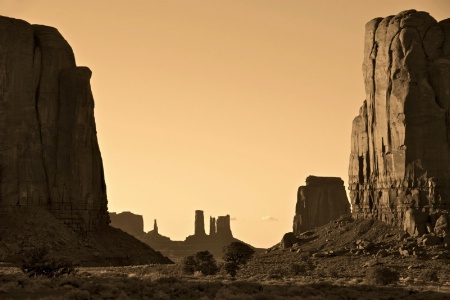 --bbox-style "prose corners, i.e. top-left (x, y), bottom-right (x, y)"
top-left (0, 207), bottom-right (172, 266)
